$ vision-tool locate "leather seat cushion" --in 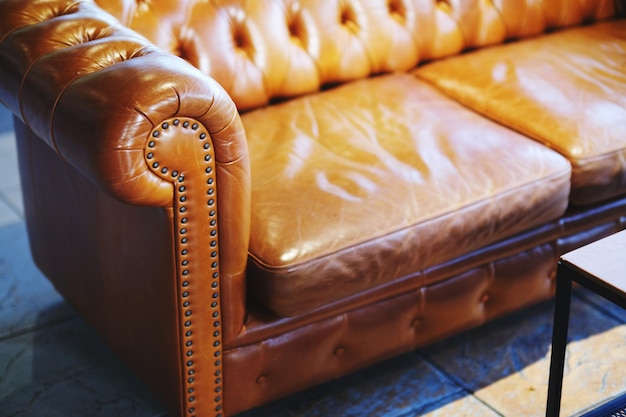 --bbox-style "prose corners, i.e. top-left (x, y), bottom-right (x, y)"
top-left (242, 73), bottom-right (571, 317)
top-left (415, 20), bottom-right (626, 206)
